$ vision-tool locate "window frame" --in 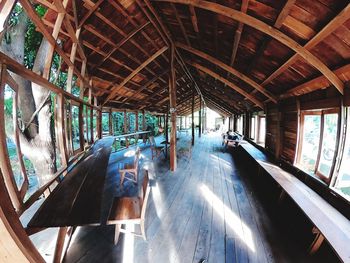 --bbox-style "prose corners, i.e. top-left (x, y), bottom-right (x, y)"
top-left (296, 108), bottom-right (340, 184)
